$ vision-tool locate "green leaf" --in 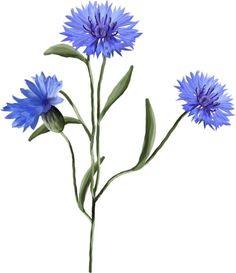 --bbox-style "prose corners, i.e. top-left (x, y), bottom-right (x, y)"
top-left (64, 116), bottom-right (82, 125)
top-left (28, 116), bottom-right (81, 141)
top-left (28, 124), bottom-right (49, 142)
top-left (44, 44), bottom-right (87, 64)
top-left (133, 99), bottom-right (156, 170)
top-left (100, 66), bottom-right (133, 120)
top-left (78, 157), bottom-right (105, 213)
